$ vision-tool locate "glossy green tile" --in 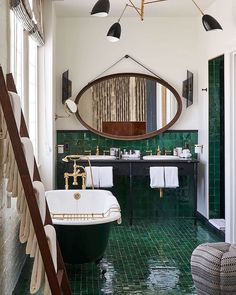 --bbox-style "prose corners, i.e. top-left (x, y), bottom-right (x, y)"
top-left (13, 218), bottom-right (223, 295)
top-left (56, 130), bottom-right (198, 218)
top-left (208, 55), bottom-right (224, 219)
